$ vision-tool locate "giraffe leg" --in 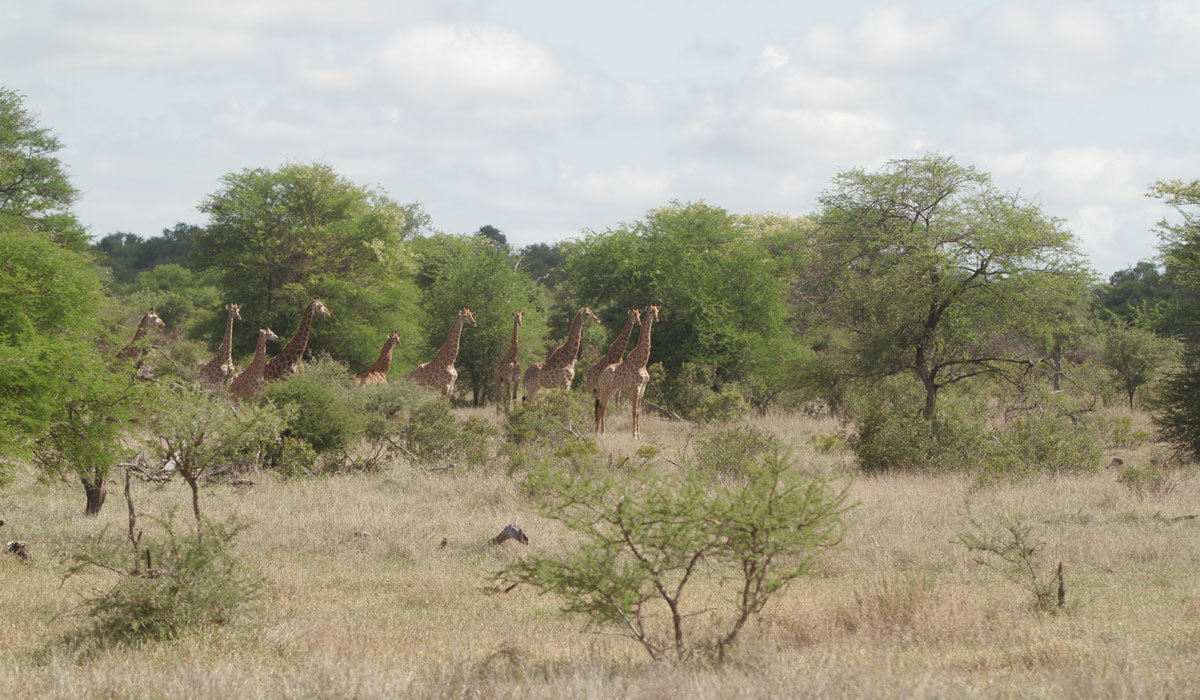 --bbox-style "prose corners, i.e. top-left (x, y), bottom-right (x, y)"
top-left (632, 385), bottom-right (646, 439)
